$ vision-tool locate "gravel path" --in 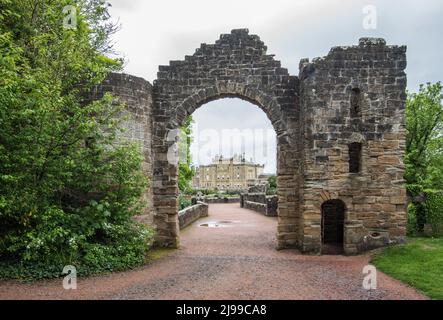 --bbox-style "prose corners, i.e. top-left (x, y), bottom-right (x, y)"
top-left (0, 203), bottom-right (426, 300)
